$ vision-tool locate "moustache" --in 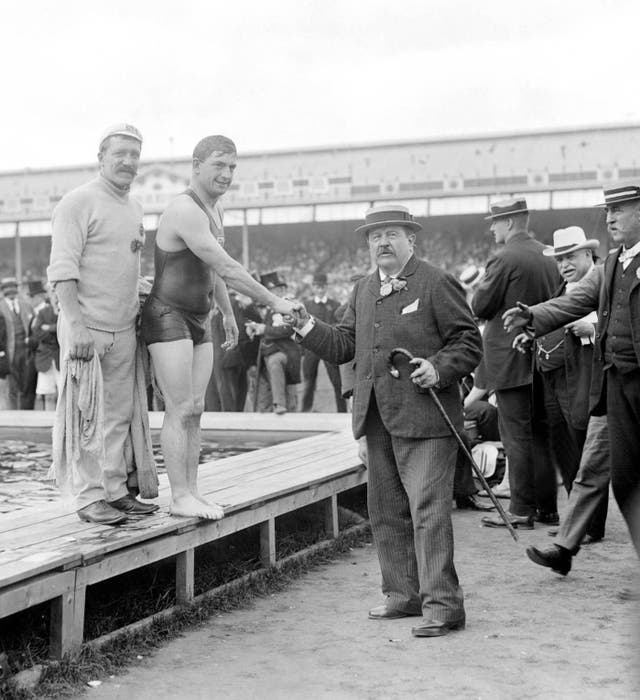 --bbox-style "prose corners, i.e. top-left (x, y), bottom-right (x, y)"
top-left (377, 246), bottom-right (393, 255)
top-left (119, 168), bottom-right (136, 175)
